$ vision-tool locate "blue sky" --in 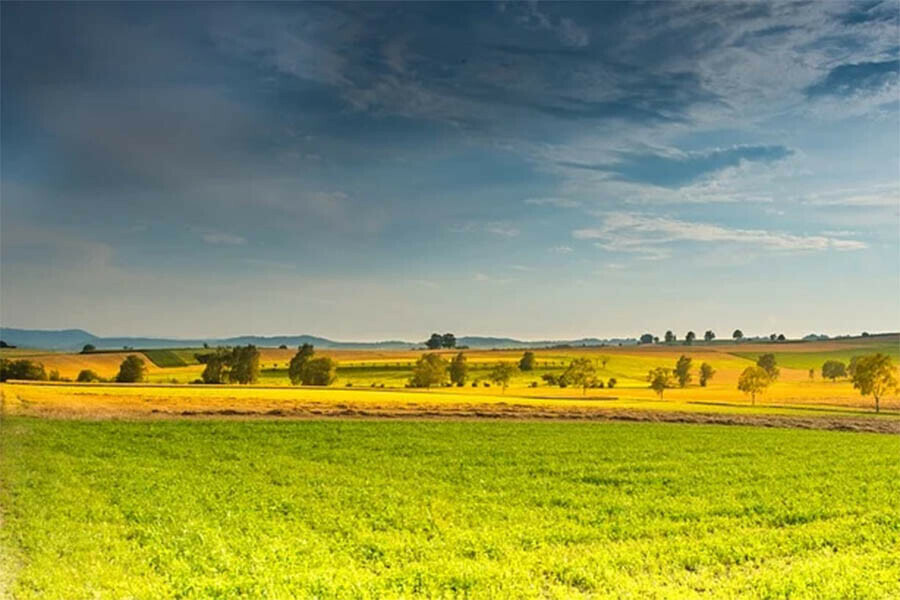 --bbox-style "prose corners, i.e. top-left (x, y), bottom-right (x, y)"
top-left (1, 1), bottom-right (898, 340)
